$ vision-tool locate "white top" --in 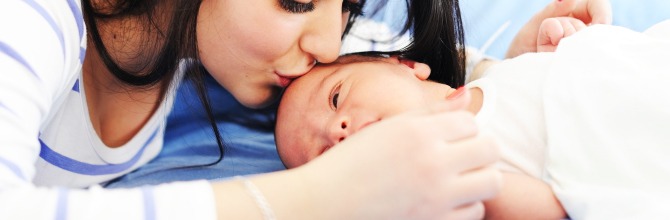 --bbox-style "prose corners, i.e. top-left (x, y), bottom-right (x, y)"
top-left (0, 0), bottom-right (215, 219)
top-left (468, 52), bottom-right (553, 179)
top-left (470, 21), bottom-right (670, 219)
